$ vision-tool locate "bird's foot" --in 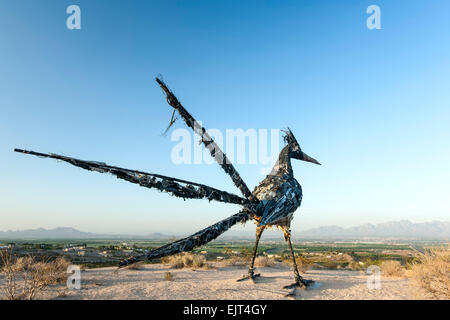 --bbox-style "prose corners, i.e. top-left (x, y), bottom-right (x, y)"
top-left (236, 269), bottom-right (260, 283)
top-left (283, 278), bottom-right (313, 298)
top-left (236, 274), bottom-right (260, 283)
top-left (283, 278), bottom-right (314, 290)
